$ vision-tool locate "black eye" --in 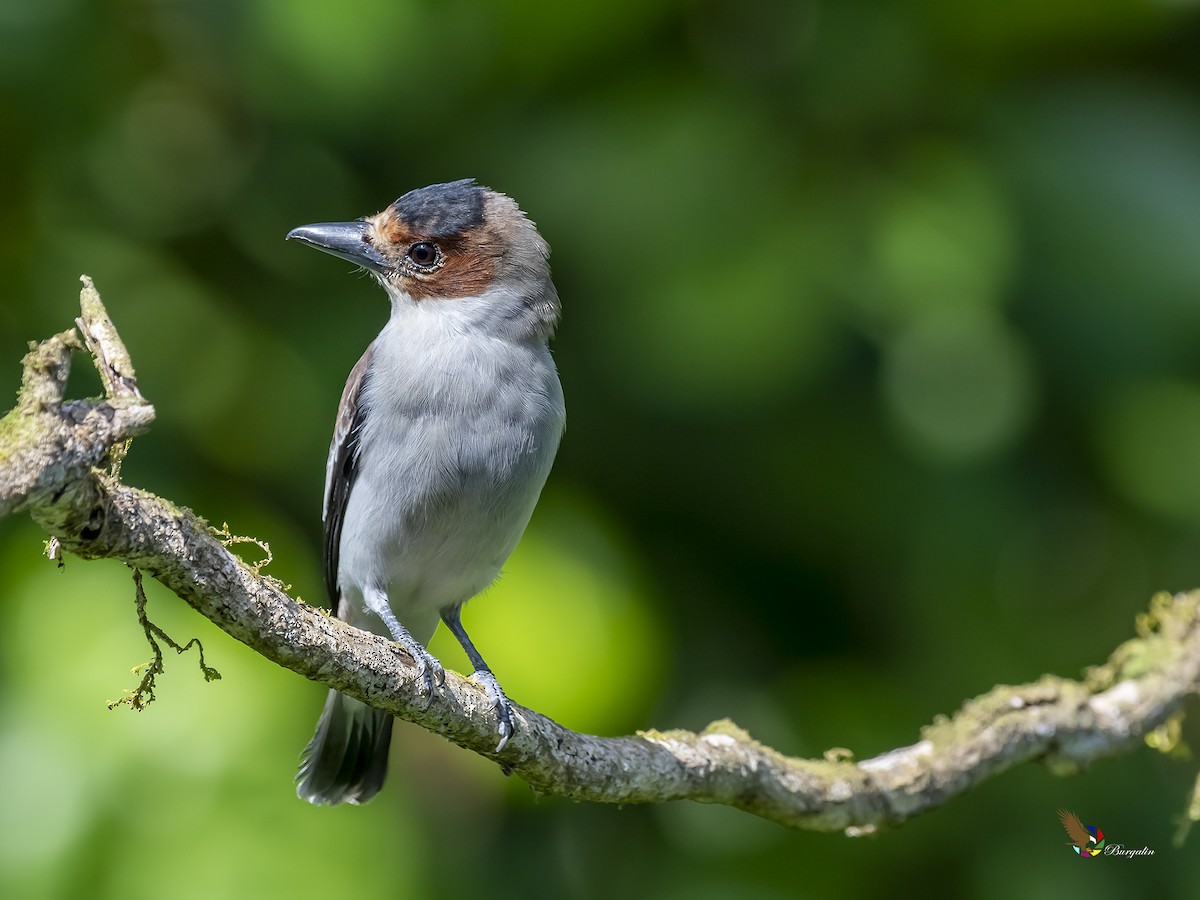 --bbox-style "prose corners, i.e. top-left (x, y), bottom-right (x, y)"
top-left (407, 242), bottom-right (439, 267)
